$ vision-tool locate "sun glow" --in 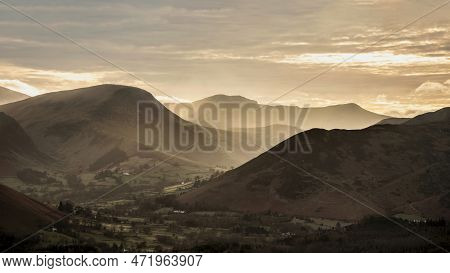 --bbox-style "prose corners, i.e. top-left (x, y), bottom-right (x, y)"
top-left (279, 51), bottom-right (450, 67)
top-left (0, 79), bottom-right (43, 96)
